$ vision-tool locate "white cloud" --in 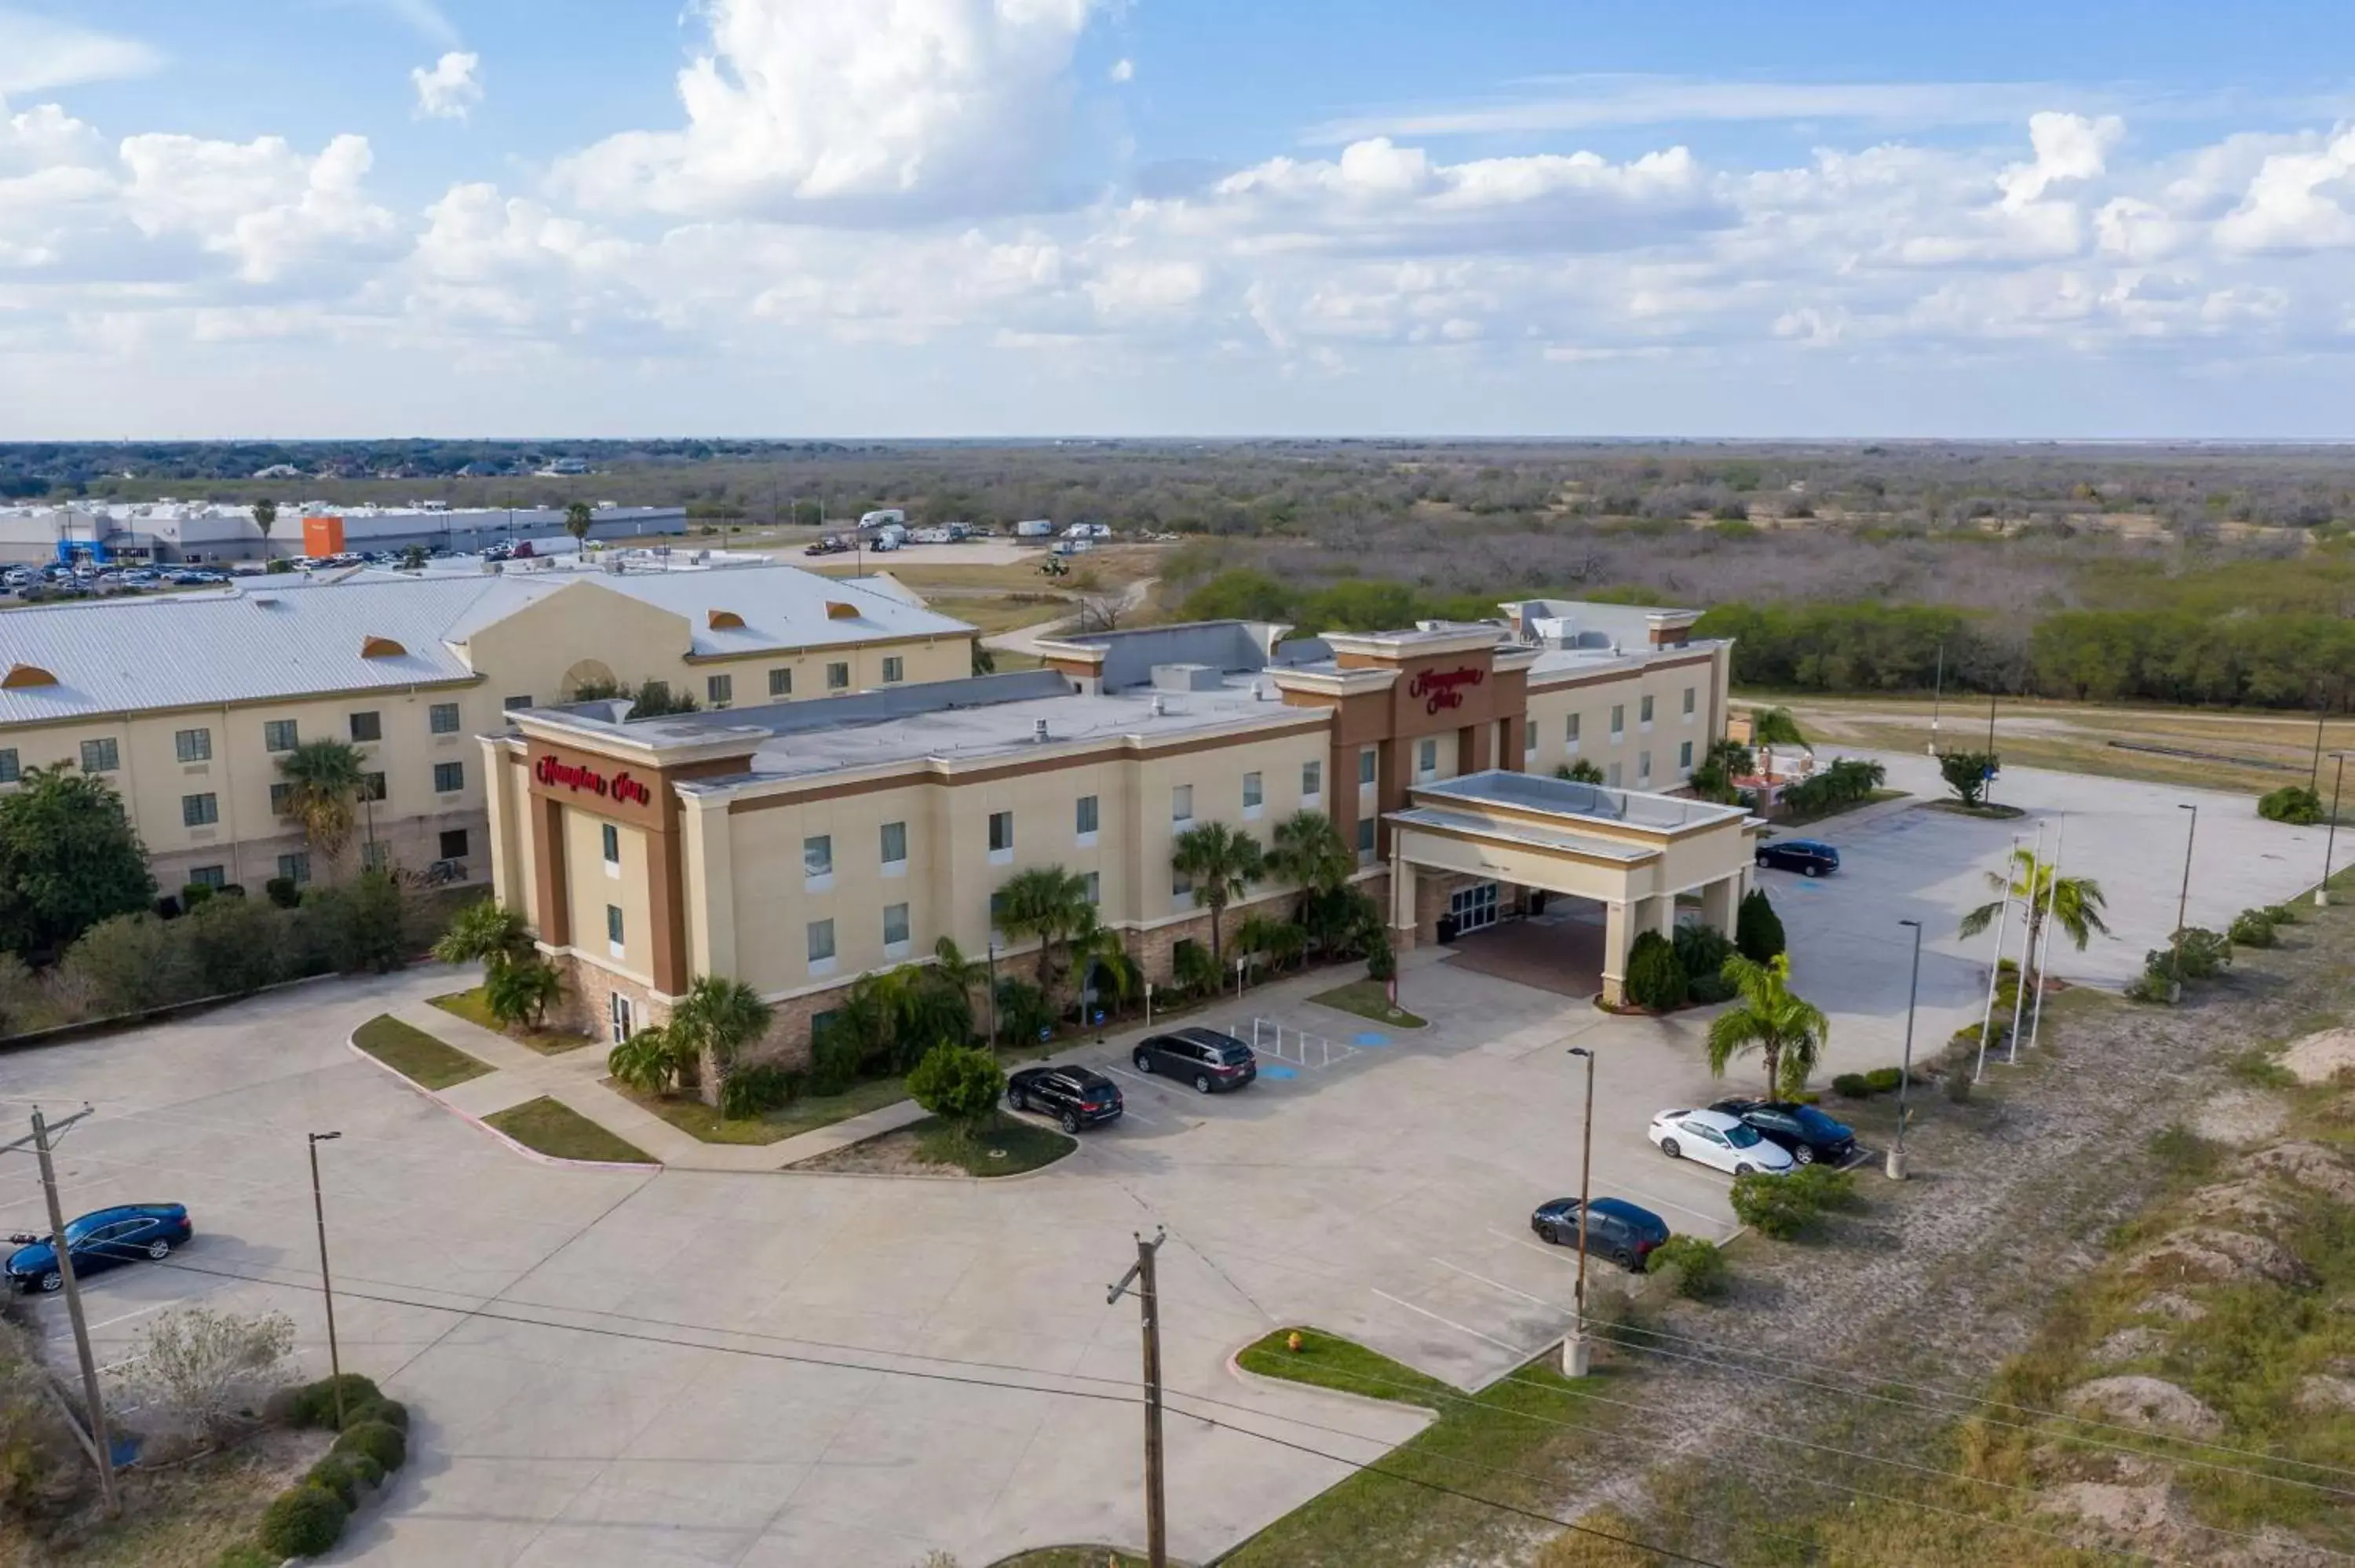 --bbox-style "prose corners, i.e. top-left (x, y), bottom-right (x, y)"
top-left (1108, 57), bottom-right (1133, 83)
top-left (411, 52), bottom-right (483, 122)
top-left (0, 11), bottom-right (162, 94)
top-left (2214, 127), bottom-right (2355, 253)
top-left (553, 0), bottom-right (1104, 218)
top-left (1998, 111), bottom-right (2122, 208)
top-left (119, 131), bottom-right (397, 283)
